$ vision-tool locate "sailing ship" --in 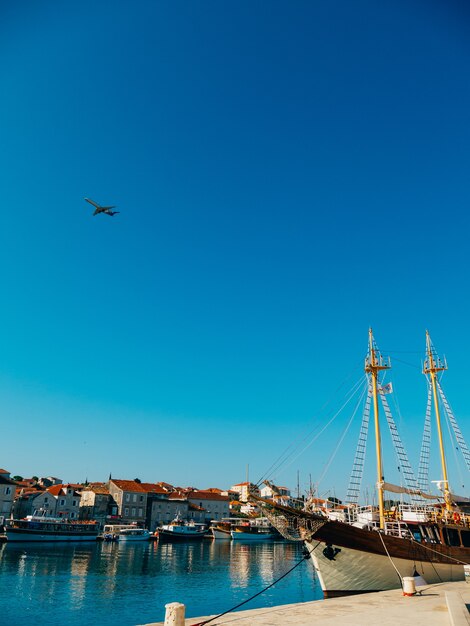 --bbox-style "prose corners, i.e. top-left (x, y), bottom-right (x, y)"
top-left (253, 330), bottom-right (470, 596)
